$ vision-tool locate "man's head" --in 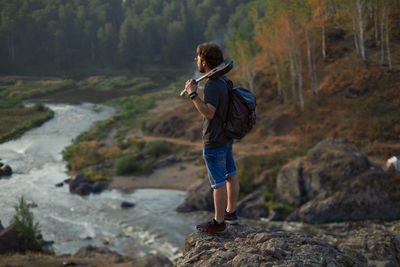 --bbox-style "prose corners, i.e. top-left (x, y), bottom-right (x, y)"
top-left (195, 42), bottom-right (224, 73)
